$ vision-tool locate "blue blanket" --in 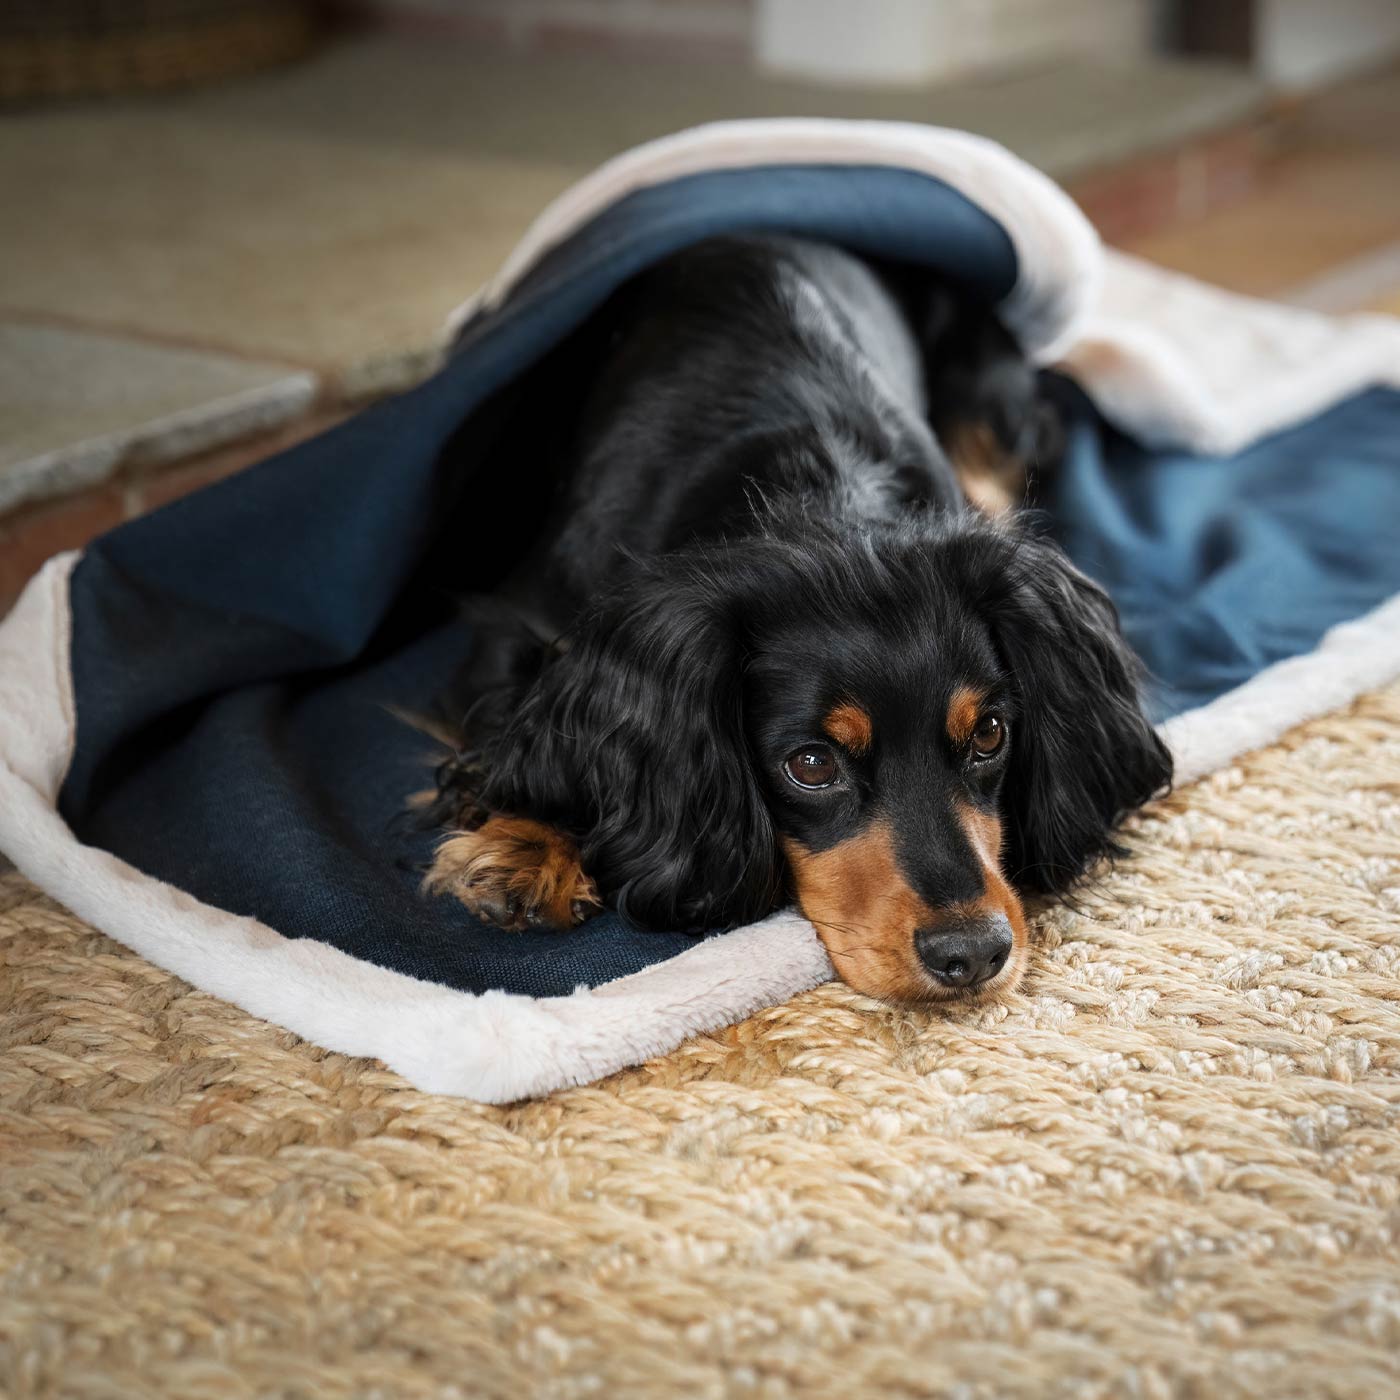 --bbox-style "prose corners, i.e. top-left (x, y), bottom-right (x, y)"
top-left (2, 121), bottom-right (1397, 1099)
